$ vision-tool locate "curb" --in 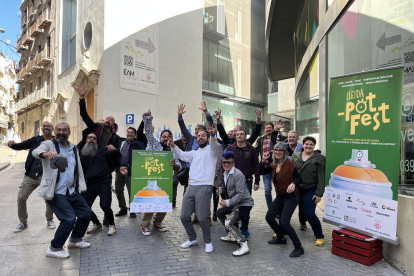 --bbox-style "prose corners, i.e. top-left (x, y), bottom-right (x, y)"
top-left (0, 161), bottom-right (10, 172)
